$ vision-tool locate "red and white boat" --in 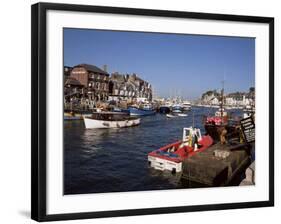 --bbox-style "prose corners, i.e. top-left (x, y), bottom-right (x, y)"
top-left (148, 127), bottom-right (213, 173)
